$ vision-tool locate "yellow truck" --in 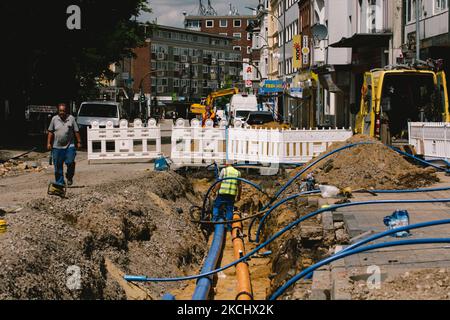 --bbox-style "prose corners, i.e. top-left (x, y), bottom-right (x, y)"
top-left (355, 62), bottom-right (449, 144)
